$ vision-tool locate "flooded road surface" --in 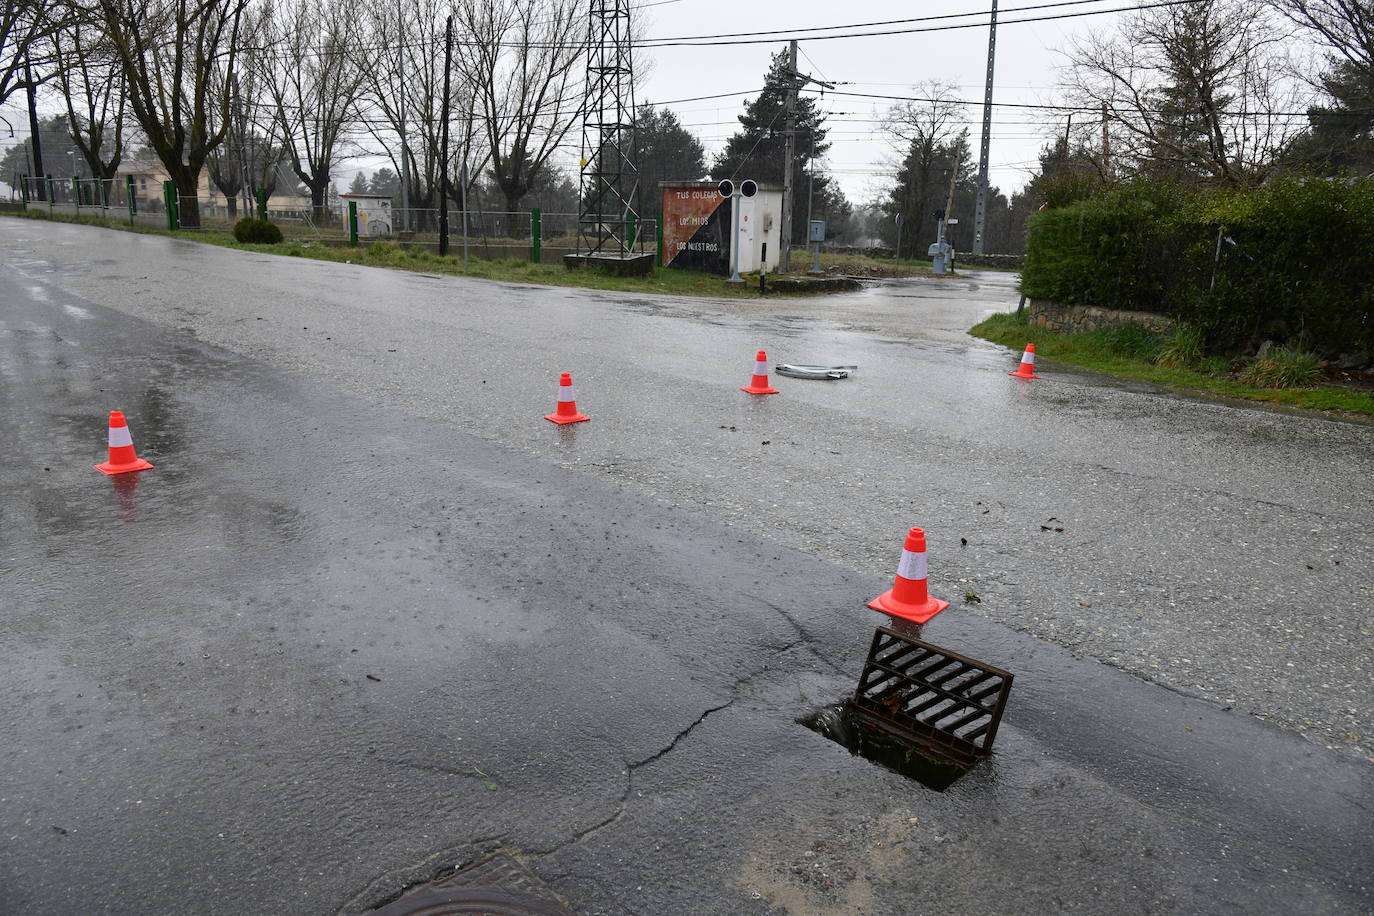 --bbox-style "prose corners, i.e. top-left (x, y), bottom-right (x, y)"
top-left (1, 220), bottom-right (1370, 915)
